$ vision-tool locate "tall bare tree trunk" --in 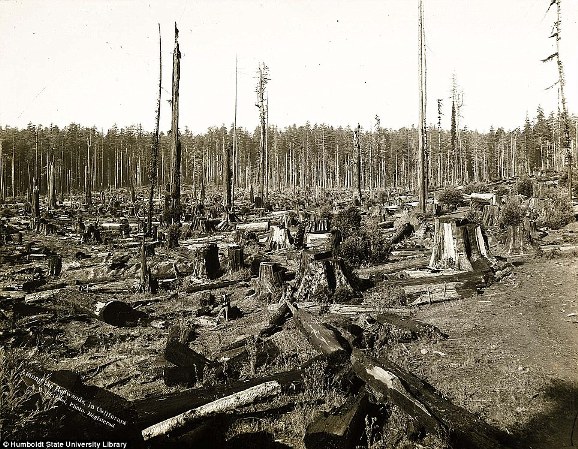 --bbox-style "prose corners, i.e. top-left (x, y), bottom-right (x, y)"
top-left (169, 23), bottom-right (181, 223)
top-left (147, 24), bottom-right (162, 236)
top-left (354, 124), bottom-right (362, 204)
